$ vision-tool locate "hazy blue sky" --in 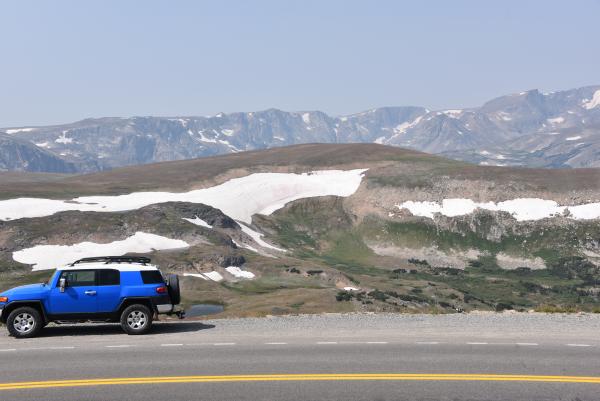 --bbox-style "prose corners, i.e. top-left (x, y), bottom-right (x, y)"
top-left (1, 0), bottom-right (599, 126)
